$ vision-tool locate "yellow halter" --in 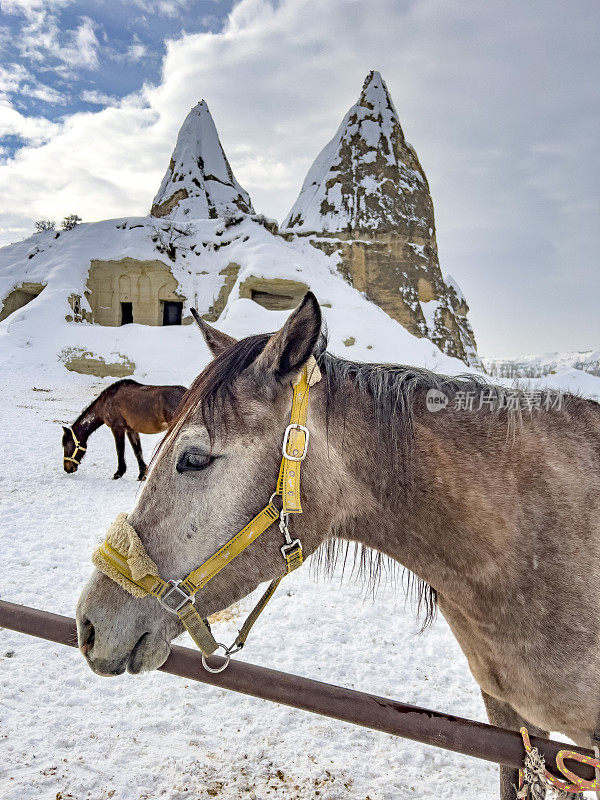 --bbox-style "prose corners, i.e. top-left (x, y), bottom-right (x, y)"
top-left (64, 427), bottom-right (87, 466)
top-left (91, 360), bottom-right (320, 672)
